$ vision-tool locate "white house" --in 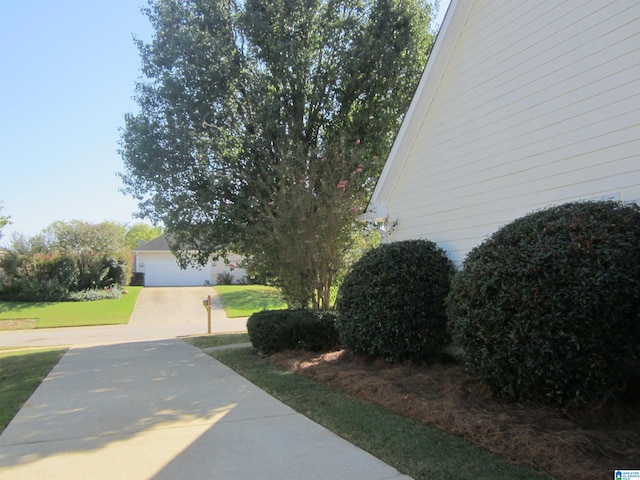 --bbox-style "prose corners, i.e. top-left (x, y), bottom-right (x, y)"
top-left (133, 235), bottom-right (247, 286)
top-left (361, 0), bottom-right (640, 265)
